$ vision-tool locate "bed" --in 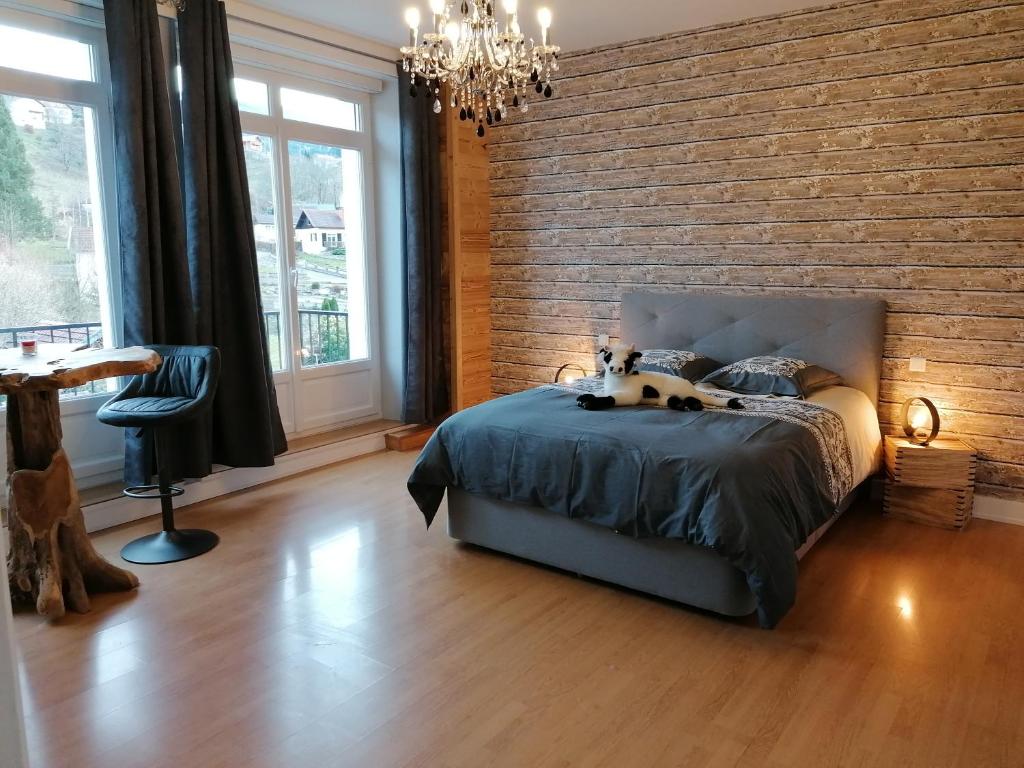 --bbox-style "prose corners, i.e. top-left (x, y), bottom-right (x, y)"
top-left (409, 293), bottom-right (886, 627)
